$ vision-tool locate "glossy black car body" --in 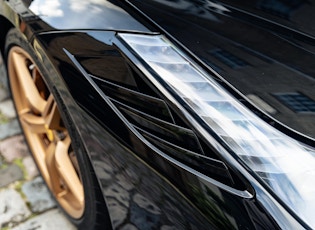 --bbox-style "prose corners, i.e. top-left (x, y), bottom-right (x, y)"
top-left (1, 0), bottom-right (315, 229)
